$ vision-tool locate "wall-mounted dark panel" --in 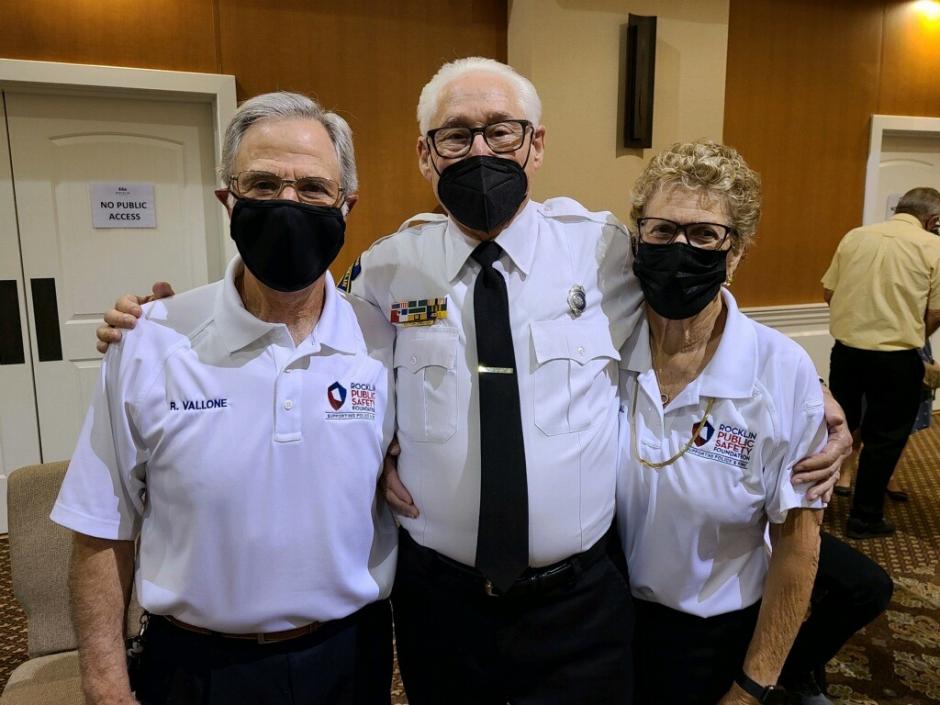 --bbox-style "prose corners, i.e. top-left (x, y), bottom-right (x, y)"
top-left (623, 14), bottom-right (657, 149)
top-left (30, 278), bottom-right (62, 362)
top-left (0, 280), bottom-right (25, 365)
